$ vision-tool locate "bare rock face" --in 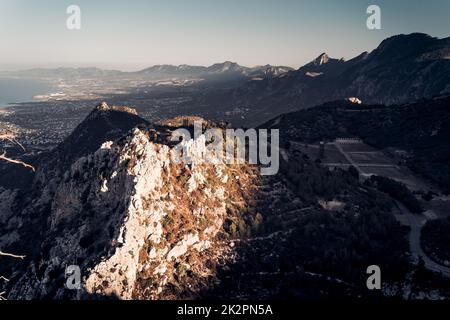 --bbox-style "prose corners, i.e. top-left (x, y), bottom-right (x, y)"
top-left (313, 53), bottom-right (330, 66)
top-left (347, 97), bottom-right (362, 104)
top-left (83, 129), bottom-right (234, 299)
top-left (6, 121), bottom-right (257, 300)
